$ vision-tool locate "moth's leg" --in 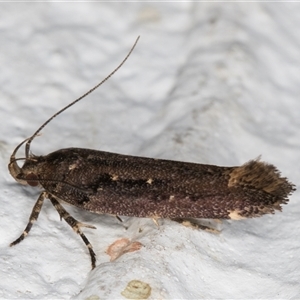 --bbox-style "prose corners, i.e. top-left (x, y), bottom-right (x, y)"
top-left (116, 215), bottom-right (123, 223)
top-left (10, 191), bottom-right (46, 246)
top-left (171, 218), bottom-right (220, 233)
top-left (151, 218), bottom-right (160, 227)
top-left (115, 215), bottom-right (131, 230)
top-left (48, 195), bottom-right (97, 269)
